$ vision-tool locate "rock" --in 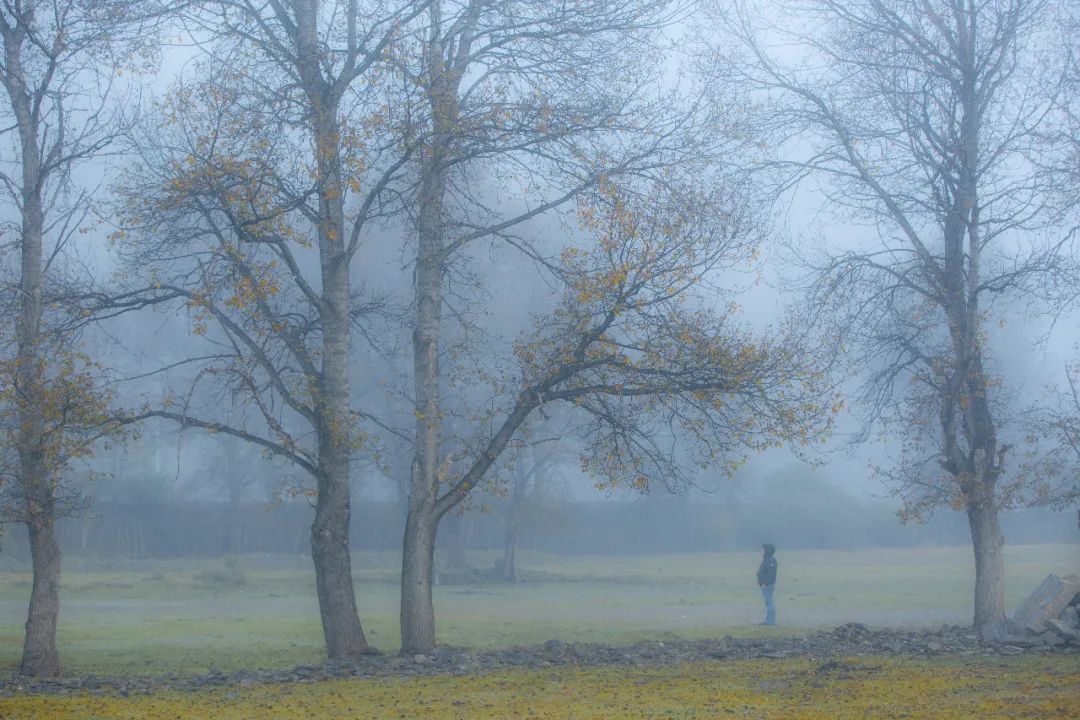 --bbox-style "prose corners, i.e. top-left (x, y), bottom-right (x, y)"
top-left (1011, 574), bottom-right (1079, 634)
top-left (979, 621), bottom-right (1007, 644)
top-left (0, 622), bottom-right (1063, 699)
top-left (1062, 606), bottom-right (1080, 629)
top-left (1037, 631), bottom-right (1065, 647)
top-left (832, 623), bottom-right (870, 641)
top-left (1004, 635), bottom-right (1041, 648)
top-left (1046, 618), bottom-right (1080, 641)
